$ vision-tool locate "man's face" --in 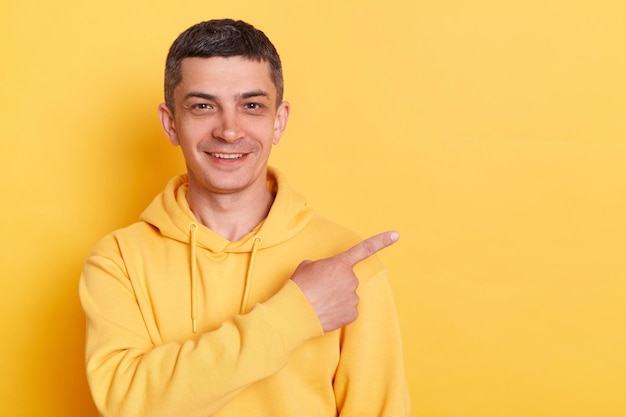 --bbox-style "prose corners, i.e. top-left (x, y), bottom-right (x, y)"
top-left (159, 56), bottom-right (289, 198)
